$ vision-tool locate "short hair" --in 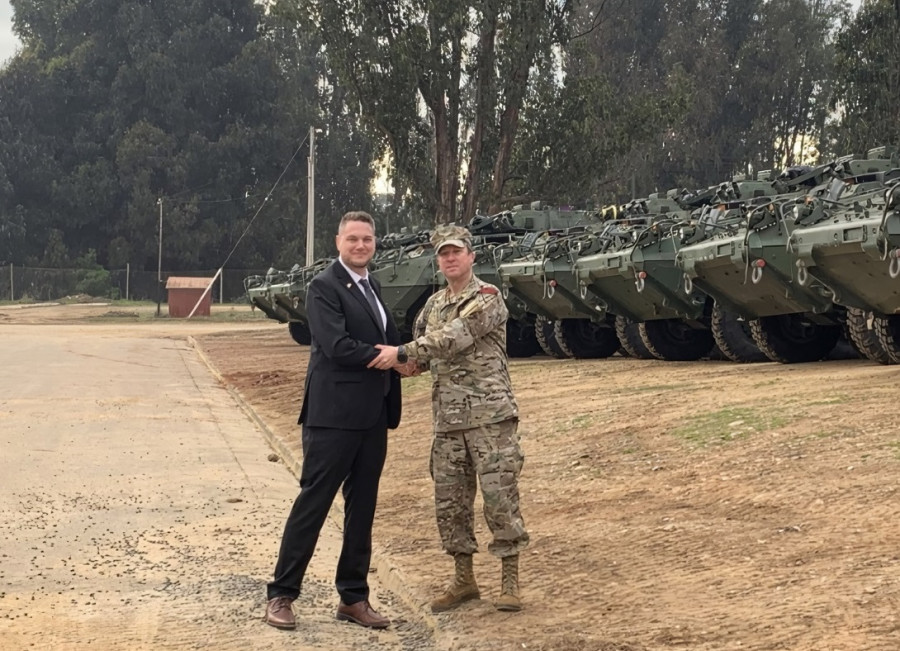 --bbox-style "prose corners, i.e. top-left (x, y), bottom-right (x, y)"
top-left (338, 211), bottom-right (376, 233)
